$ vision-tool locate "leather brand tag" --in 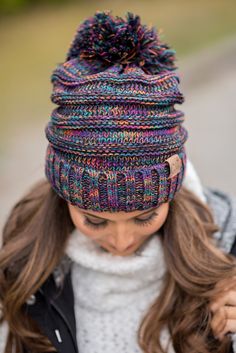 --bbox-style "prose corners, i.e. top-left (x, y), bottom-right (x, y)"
top-left (165, 154), bottom-right (182, 179)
